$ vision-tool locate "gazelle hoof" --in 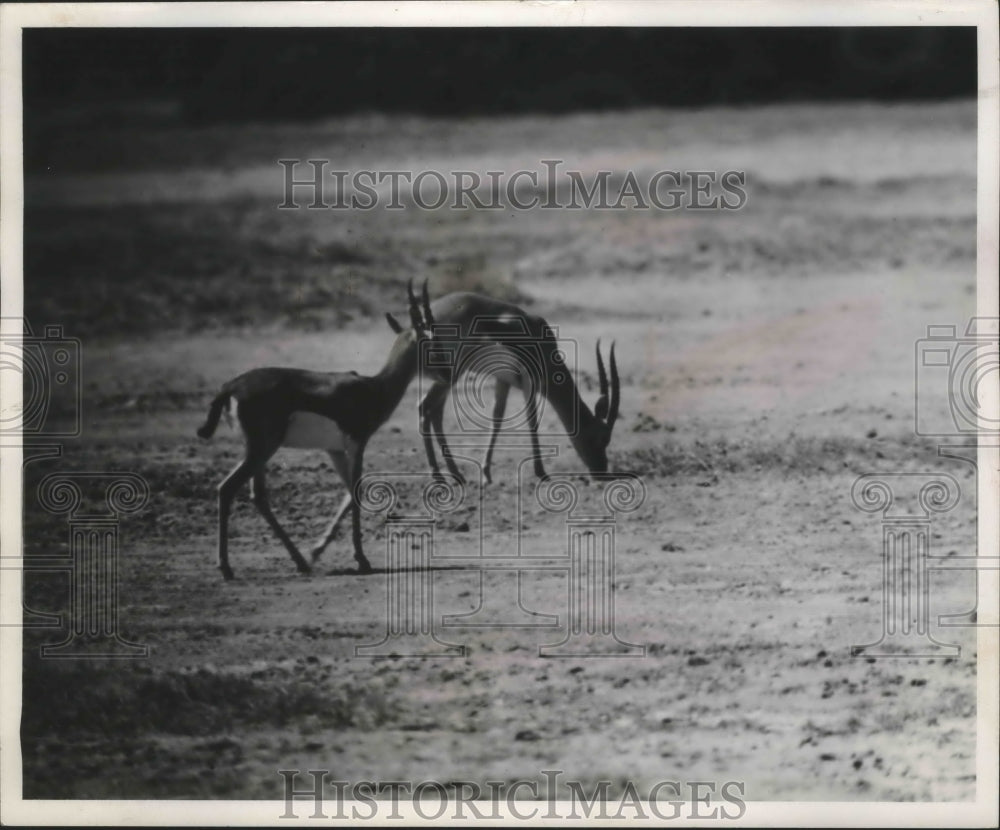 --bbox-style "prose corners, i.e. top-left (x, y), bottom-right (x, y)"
top-left (356, 560), bottom-right (373, 575)
top-left (220, 565), bottom-right (235, 581)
